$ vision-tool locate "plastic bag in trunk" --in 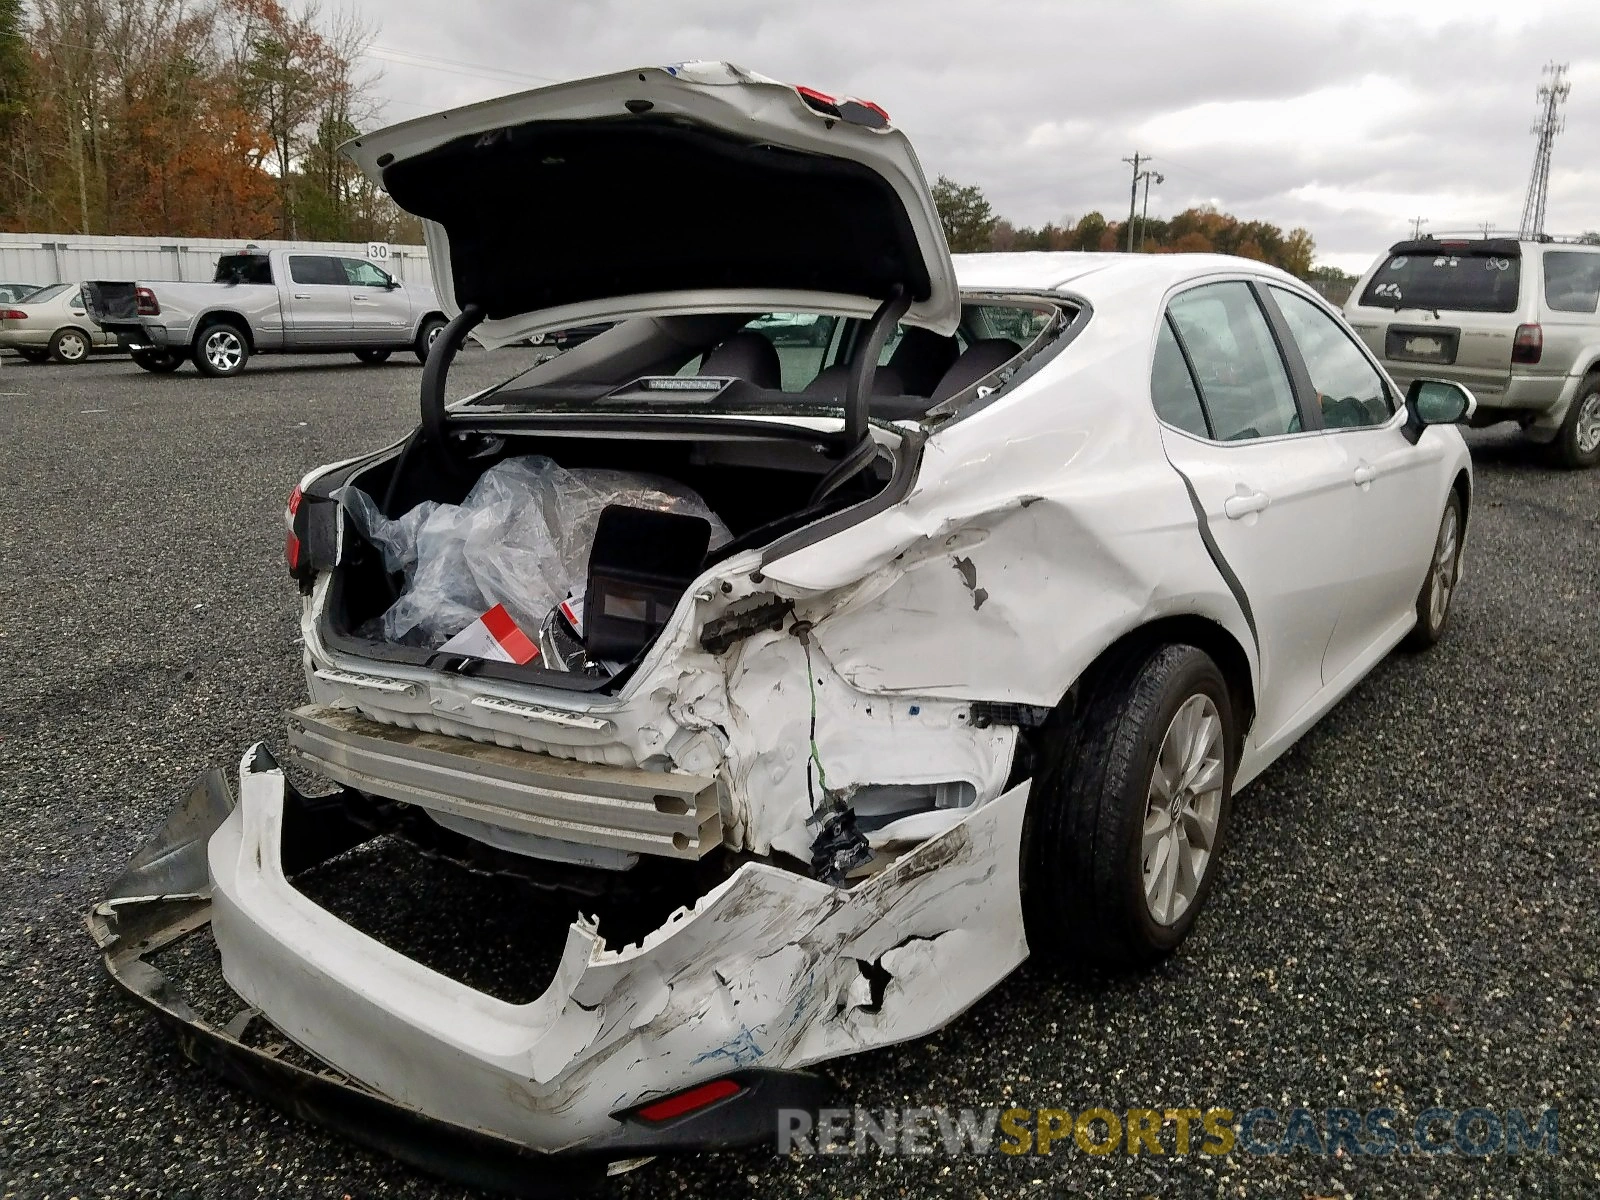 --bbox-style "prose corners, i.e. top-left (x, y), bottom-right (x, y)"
top-left (339, 456), bottom-right (731, 649)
